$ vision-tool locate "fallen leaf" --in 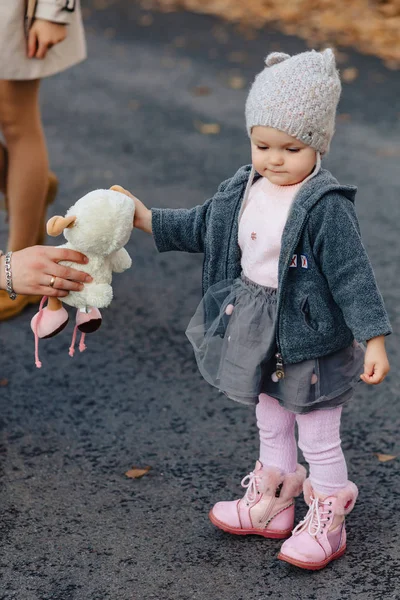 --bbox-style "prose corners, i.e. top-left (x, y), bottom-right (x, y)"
top-left (161, 56), bottom-right (175, 68)
top-left (113, 46), bottom-right (127, 58)
top-left (190, 85), bottom-right (211, 96)
top-left (125, 465), bottom-right (151, 479)
top-left (0, 378), bottom-right (8, 386)
top-left (179, 58), bottom-right (191, 69)
top-left (172, 36), bottom-right (186, 48)
top-left (92, 0), bottom-right (117, 10)
top-left (140, 0), bottom-right (154, 9)
top-left (128, 99), bottom-right (141, 111)
top-left (212, 25), bottom-right (229, 44)
top-left (228, 75), bottom-right (246, 89)
top-left (337, 113), bottom-right (351, 122)
top-left (194, 120), bottom-right (221, 135)
top-left (374, 453), bottom-right (397, 462)
top-left (376, 146), bottom-right (400, 157)
top-left (333, 50), bottom-right (349, 64)
top-left (139, 14), bottom-right (153, 26)
top-left (342, 67), bottom-right (359, 83)
top-left (236, 24), bottom-right (258, 41)
top-left (228, 51), bottom-right (246, 63)
top-left (103, 28), bottom-right (116, 39)
top-left (369, 72), bottom-right (386, 83)
top-left (81, 7), bottom-right (92, 19)
top-left (144, 0), bottom-right (400, 66)
top-left (386, 59), bottom-right (400, 70)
